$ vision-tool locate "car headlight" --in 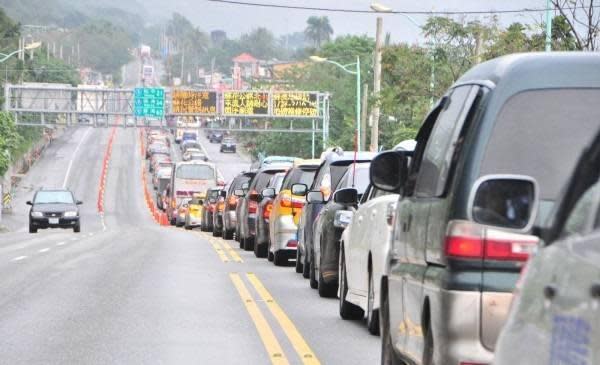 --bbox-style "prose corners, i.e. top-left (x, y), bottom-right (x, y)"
top-left (31, 211), bottom-right (44, 218)
top-left (64, 211), bottom-right (78, 218)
